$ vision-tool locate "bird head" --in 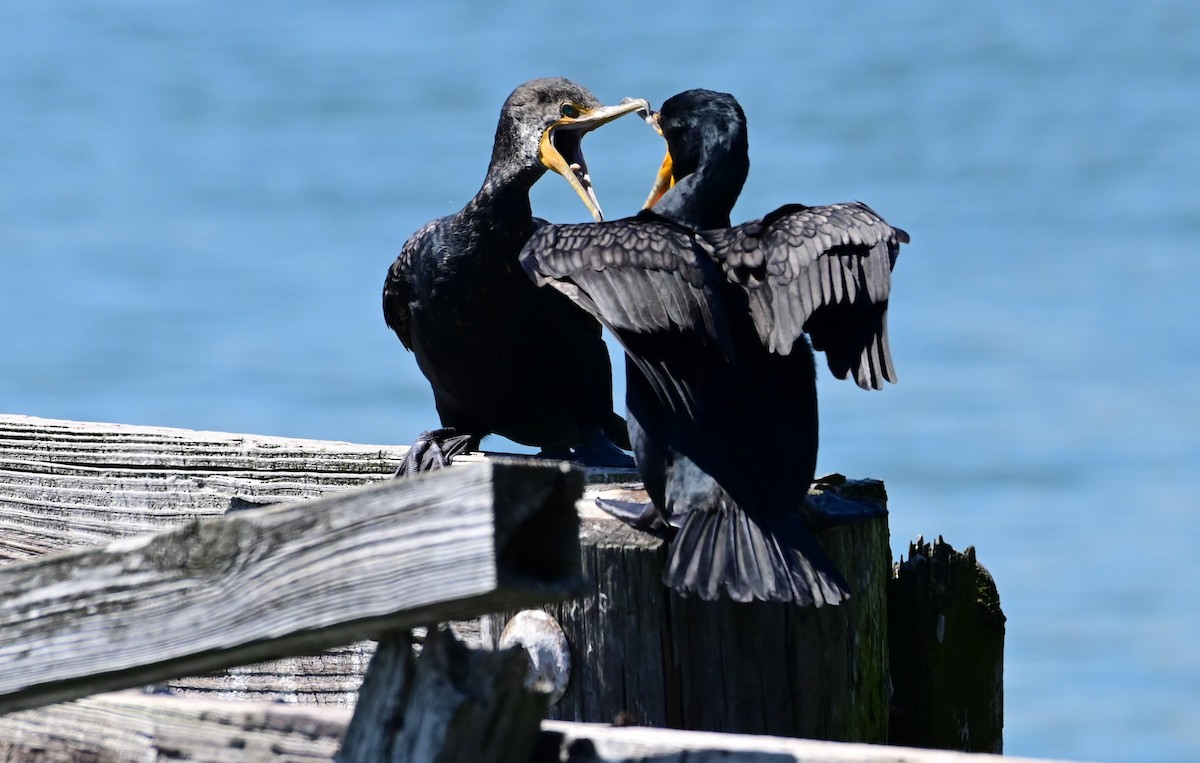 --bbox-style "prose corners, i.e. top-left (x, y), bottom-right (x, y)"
top-left (641, 89), bottom-right (749, 216)
top-left (493, 78), bottom-right (649, 222)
